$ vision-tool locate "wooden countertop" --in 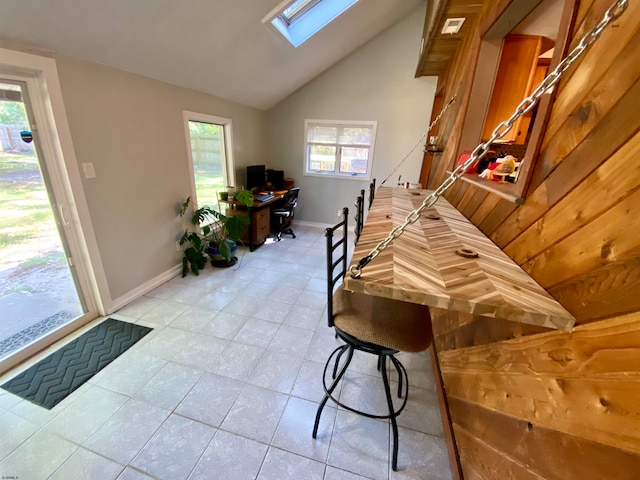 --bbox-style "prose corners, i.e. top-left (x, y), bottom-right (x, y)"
top-left (344, 187), bottom-right (575, 331)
